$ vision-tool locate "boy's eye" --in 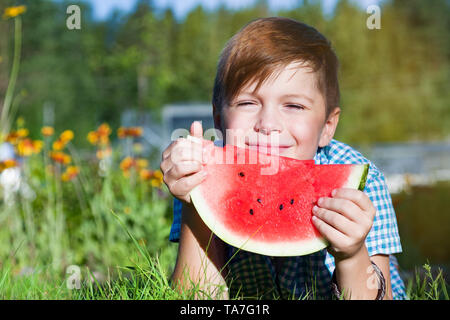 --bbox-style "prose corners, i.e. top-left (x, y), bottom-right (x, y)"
top-left (236, 101), bottom-right (256, 106)
top-left (286, 104), bottom-right (305, 110)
